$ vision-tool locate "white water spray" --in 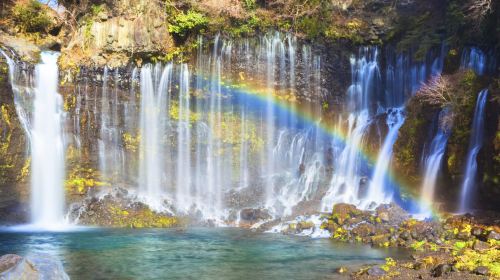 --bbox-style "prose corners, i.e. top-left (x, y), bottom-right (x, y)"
top-left (31, 52), bottom-right (66, 227)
